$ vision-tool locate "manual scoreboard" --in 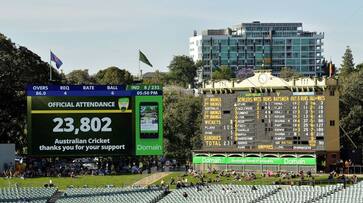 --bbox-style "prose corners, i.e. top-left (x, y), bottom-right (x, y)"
top-left (202, 90), bottom-right (328, 151)
top-left (27, 84), bottom-right (163, 156)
